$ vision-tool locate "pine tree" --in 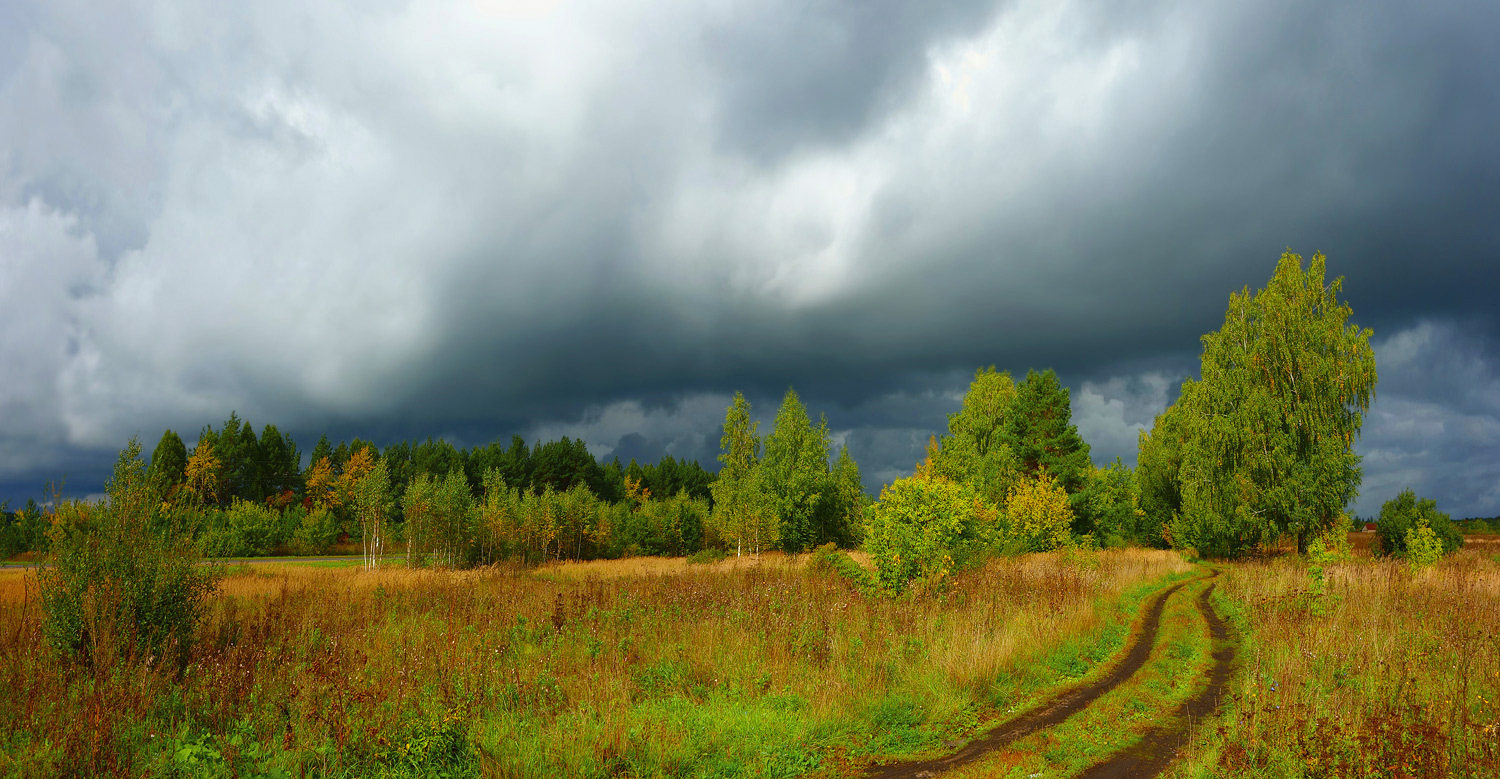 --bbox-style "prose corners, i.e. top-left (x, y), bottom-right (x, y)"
top-left (1005, 369), bottom-right (1091, 495)
top-left (148, 429), bottom-right (188, 496)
